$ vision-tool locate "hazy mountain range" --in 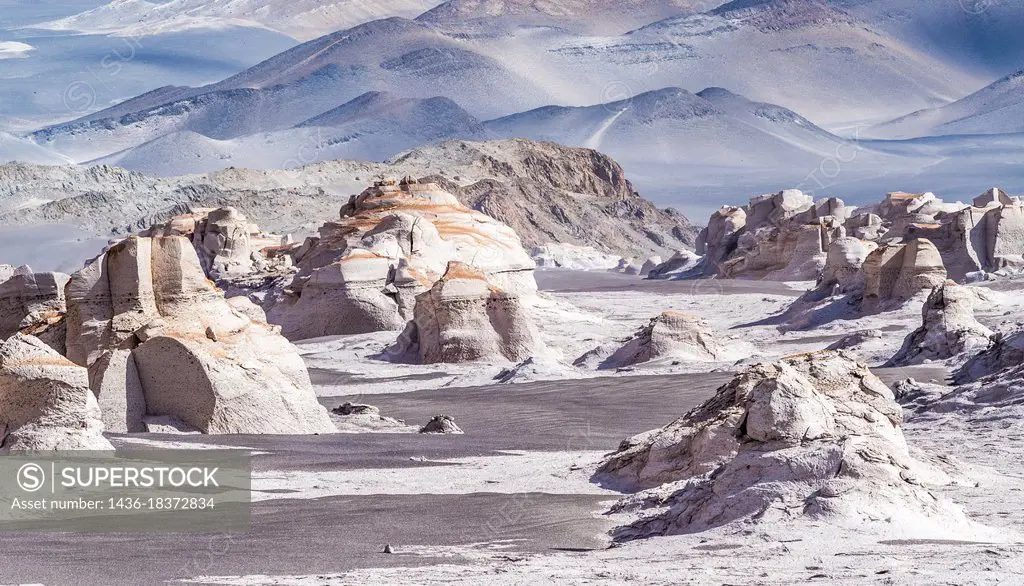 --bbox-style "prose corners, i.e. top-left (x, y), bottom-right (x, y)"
top-left (3, 0), bottom-right (1024, 215)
